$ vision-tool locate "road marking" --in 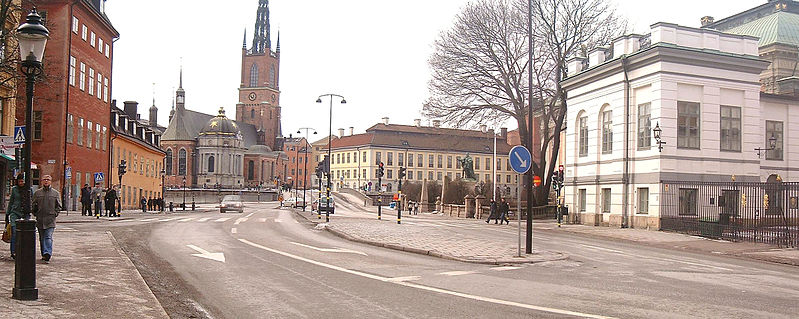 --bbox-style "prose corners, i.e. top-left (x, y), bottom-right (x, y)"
top-left (159, 218), bottom-right (178, 222)
top-left (491, 266), bottom-right (522, 271)
top-left (290, 242), bottom-right (368, 256)
top-left (274, 219), bottom-right (283, 223)
top-left (140, 218), bottom-right (157, 222)
top-left (239, 239), bottom-right (615, 319)
top-left (579, 244), bottom-right (624, 254)
top-left (215, 217), bottom-right (231, 222)
top-left (179, 218), bottom-right (194, 222)
top-left (386, 276), bottom-right (422, 282)
top-left (186, 244), bottom-right (226, 263)
top-left (234, 218), bottom-right (248, 225)
top-left (439, 270), bottom-right (478, 276)
top-left (245, 213), bottom-right (254, 218)
top-left (231, 228), bottom-right (237, 234)
top-left (197, 217), bottom-right (211, 222)
top-left (258, 218), bottom-right (268, 223)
